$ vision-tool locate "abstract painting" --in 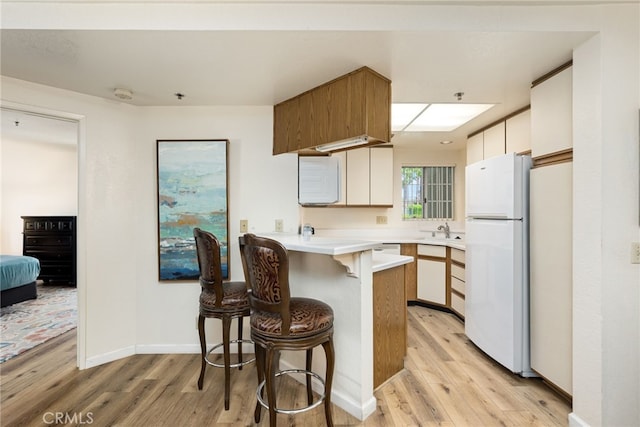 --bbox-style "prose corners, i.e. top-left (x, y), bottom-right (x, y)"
top-left (157, 139), bottom-right (229, 281)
